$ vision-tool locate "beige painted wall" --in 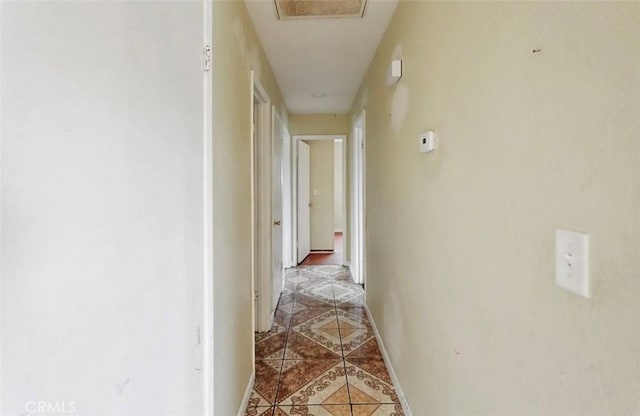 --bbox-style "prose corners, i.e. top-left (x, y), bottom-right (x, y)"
top-left (212, 2), bottom-right (287, 414)
top-left (289, 113), bottom-right (349, 136)
top-left (351, 2), bottom-right (639, 414)
top-left (307, 140), bottom-right (335, 250)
